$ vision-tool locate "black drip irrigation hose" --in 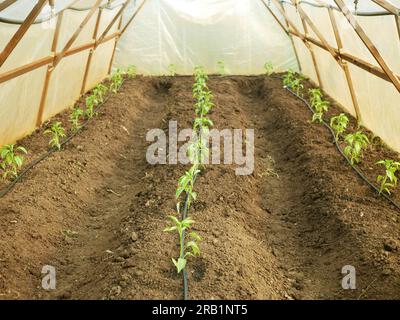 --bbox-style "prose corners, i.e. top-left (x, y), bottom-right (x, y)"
top-left (0, 83), bottom-right (119, 199)
top-left (284, 86), bottom-right (400, 212)
top-left (180, 168), bottom-right (200, 300)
